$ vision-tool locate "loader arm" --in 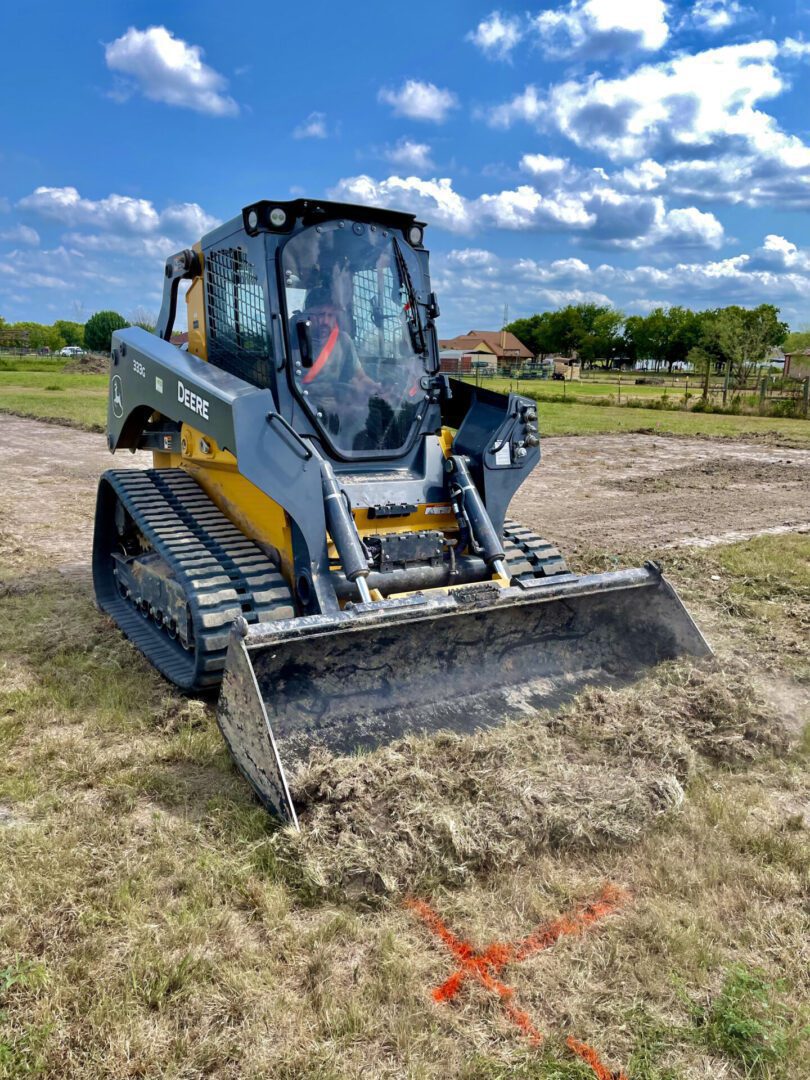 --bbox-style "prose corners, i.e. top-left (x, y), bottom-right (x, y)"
top-left (107, 326), bottom-right (336, 613)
